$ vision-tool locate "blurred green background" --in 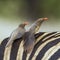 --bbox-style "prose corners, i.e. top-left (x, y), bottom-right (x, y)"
top-left (0, 0), bottom-right (60, 40)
